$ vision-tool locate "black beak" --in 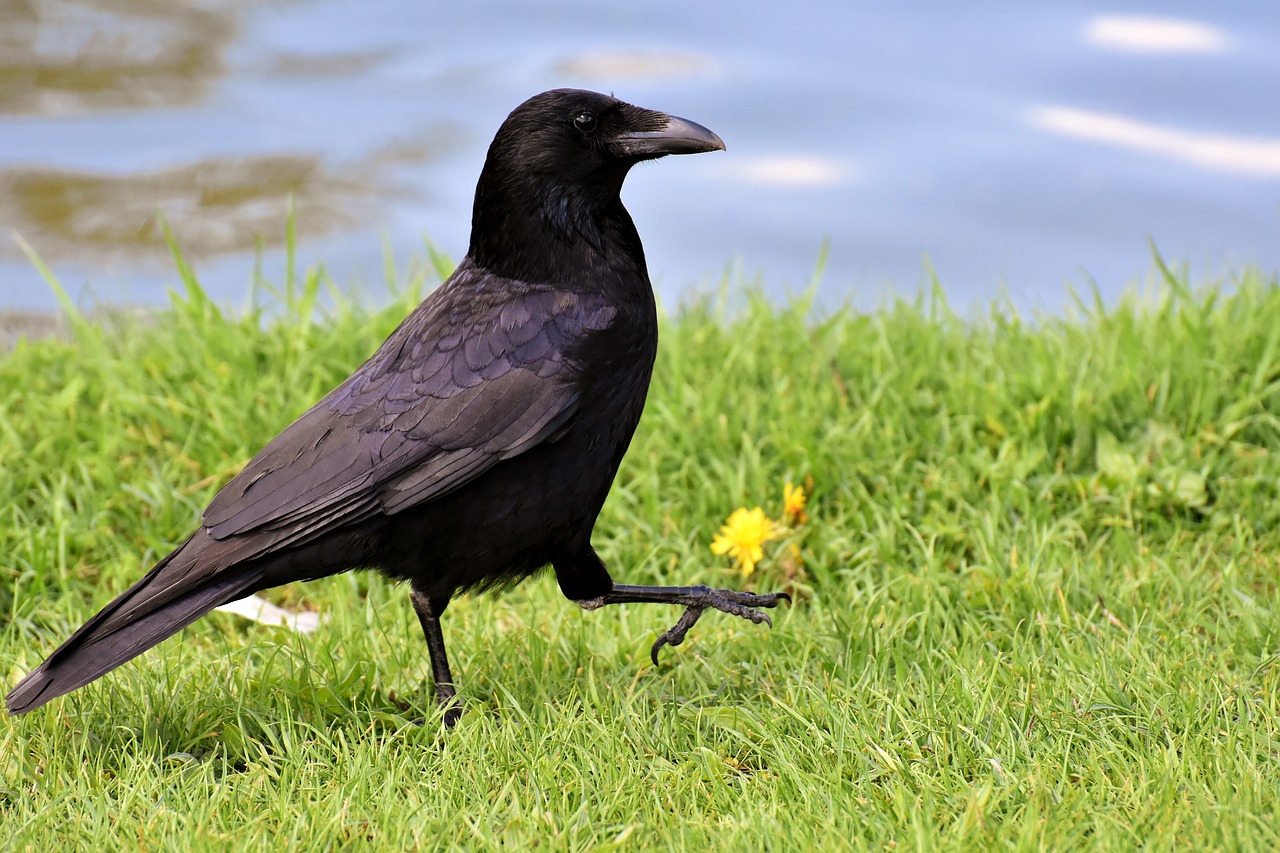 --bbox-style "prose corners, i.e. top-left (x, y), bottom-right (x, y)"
top-left (615, 114), bottom-right (726, 158)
